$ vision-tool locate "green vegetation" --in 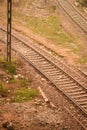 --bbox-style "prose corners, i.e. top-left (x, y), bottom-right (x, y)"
top-left (12, 2), bottom-right (87, 64)
top-left (0, 109), bottom-right (3, 114)
top-left (7, 63), bottom-right (16, 74)
top-left (51, 5), bottom-right (57, 12)
top-left (78, 55), bottom-right (87, 64)
top-left (0, 81), bottom-right (7, 94)
top-left (12, 88), bottom-right (39, 103)
top-left (15, 78), bottom-right (29, 87)
top-left (10, 77), bottom-right (32, 87)
top-left (78, 0), bottom-right (87, 7)
top-left (13, 13), bottom-right (73, 47)
top-left (0, 58), bottom-right (16, 75)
